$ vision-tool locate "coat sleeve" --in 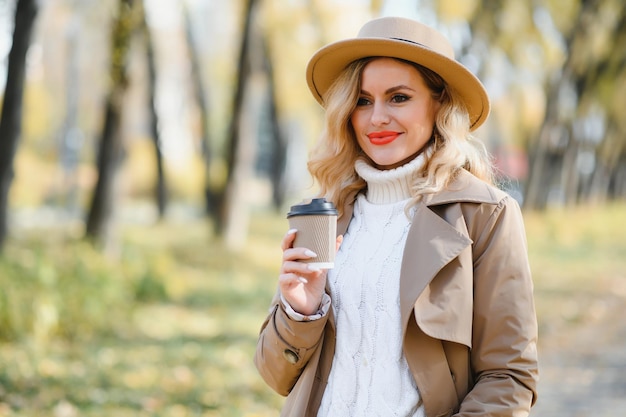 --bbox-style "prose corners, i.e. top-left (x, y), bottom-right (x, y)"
top-left (456, 196), bottom-right (539, 416)
top-left (254, 290), bottom-right (328, 396)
